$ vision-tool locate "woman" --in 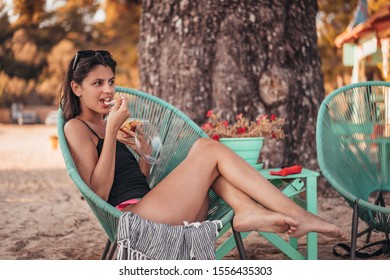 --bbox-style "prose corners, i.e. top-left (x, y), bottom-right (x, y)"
top-left (60, 50), bottom-right (347, 239)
